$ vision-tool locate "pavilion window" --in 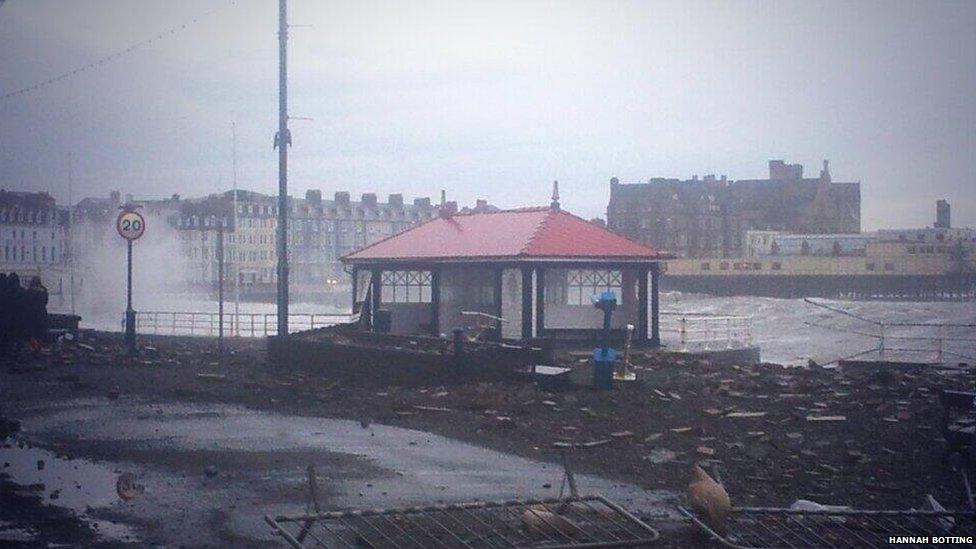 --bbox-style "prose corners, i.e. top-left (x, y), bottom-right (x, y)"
top-left (381, 270), bottom-right (432, 303)
top-left (552, 269), bottom-right (622, 306)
